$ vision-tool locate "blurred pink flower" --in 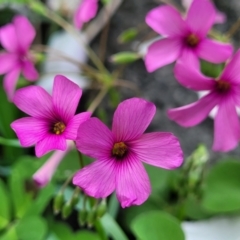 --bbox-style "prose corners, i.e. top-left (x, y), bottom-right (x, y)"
top-left (182, 0), bottom-right (226, 24)
top-left (11, 75), bottom-right (91, 157)
top-left (33, 141), bottom-right (73, 187)
top-left (74, 0), bottom-right (98, 29)
top-left (145, 0), bottom-right (233, 72)
top-left (73, 98), bottom-right (183, 208)
top-left (0, 15), bottom-right (39, 100)
top-left (168, 50), bottom-right (240, 152)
